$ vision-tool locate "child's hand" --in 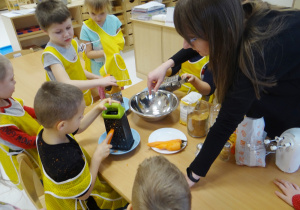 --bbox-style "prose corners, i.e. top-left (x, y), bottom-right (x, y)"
top-left (98, 98), bottom-right (120, 111)
top-left (99, 75), bottom-right (118, 87)
top-left (181, 73), bottom-right (196, 84)
top-left (274, 179), bottom-right (300, 207)
top-left (95, 133), bottom-right (113, 161)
